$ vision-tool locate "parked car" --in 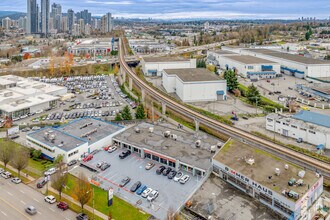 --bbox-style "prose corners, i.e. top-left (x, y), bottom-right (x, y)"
top-left (147, 190), bottom-right (159, 202)
top-left (25, 206), bottom-right (37, 215)
top-left (44, 195), bottom-right (56, 204)
top-left (108, 146), bottom-right (117, 153)
top-left (162, 167), bottom-right (172, 176)
top-left (37, 179), bottom-right (48, 188)
top-left (100, 163), bottom-right (111, 171)
top-left (130, 181), bottom-right (142, 192)
top-left (11, 177), bottom-right (22, 184)
top-left (141, 188), bottom-right (153, 198)
top-left (179, 175), bottom-right (190, 184)
top-left (173, 172), bottom-right (183, 182)
top-left (57, 201), bottom-right (69, 211)
top-left (82, 154), bottom-right (93, 162)
top-left (156, 166), bottom-right (166, 175)
top-left (44, 168), bottom-right (56, 176)
top-left (136, 185), bottom-right (147, 195)
top-left (119, 150), bottom-right (131, 159)
top-left (0, 168), bottom-right (4, 174)
top-left (68, 159), bottom-right (78, 166)
top-left (167, 170), bottom-right (177, 179)
top-left (76, 213), bottom-right (89, 220)
top-left (119, 176), bottom-right (131, 187)
top-left (1, 171), bottom-right (11, 179)
top-left (96, 161), bottom-right (105, 168)
top-left (145, 162), bottom-right (155, 170)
